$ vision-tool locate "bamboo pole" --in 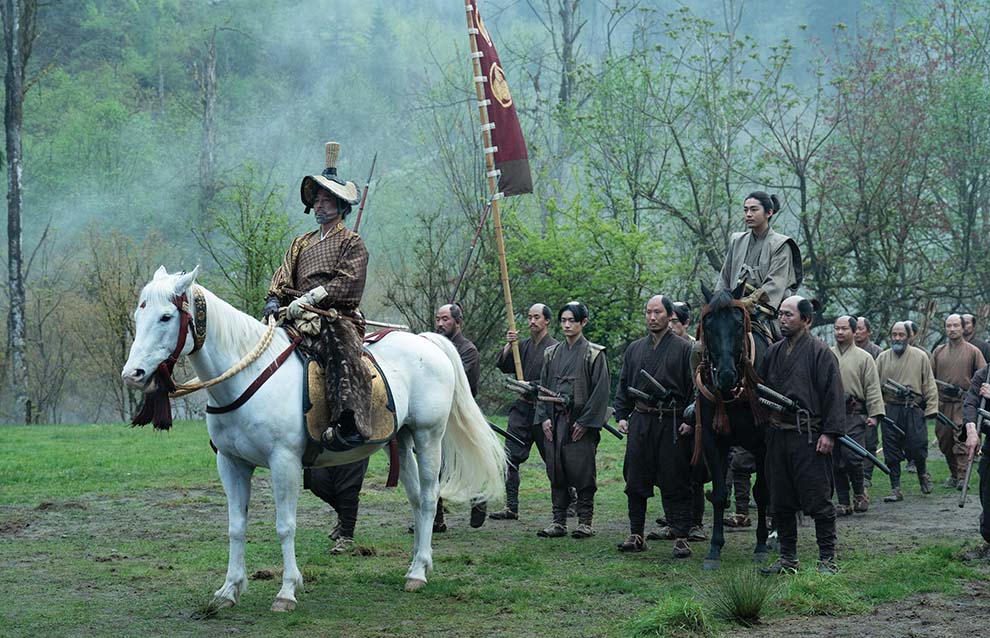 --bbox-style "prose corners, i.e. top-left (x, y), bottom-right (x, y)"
top-left (465, 3), bottom-right (524, 380)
